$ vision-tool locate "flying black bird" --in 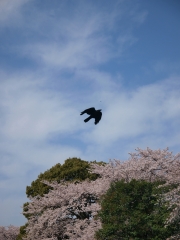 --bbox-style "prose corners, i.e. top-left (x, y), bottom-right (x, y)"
top-left (80, 107), bottom-right (102, 125)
